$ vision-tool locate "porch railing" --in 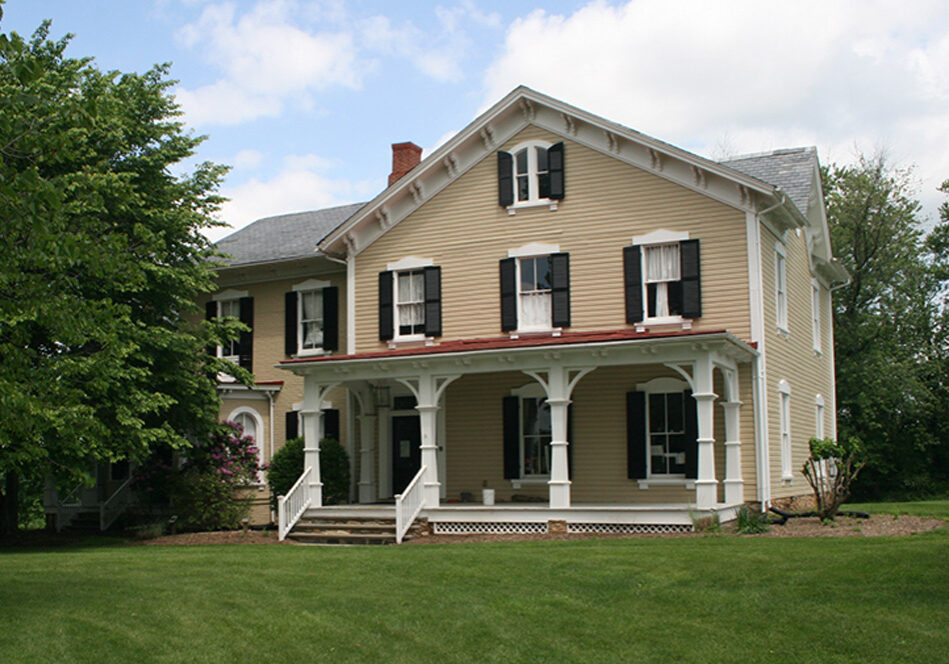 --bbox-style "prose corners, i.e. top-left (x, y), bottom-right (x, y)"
top-left (278, 466), bottom-right (312, 541)
top-left (100, 478), bottom-right (133, 531)
top-left (394, 465), bottom-right (426, 544)
top-left (54, 483), bottom-right (86, 532)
